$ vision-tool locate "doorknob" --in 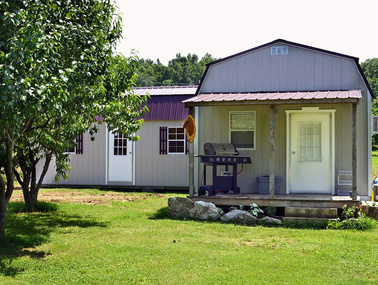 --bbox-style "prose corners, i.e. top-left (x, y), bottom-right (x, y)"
top-left (292, 151), bottom-right (296, 154)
